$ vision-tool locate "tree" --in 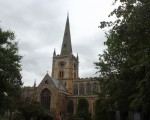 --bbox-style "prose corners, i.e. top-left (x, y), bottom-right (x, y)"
top-left (0, 27), bottom-right (22, 117)
top-left (95, 0), bottom-right (150, 117)
top-left (13, 98), bottom-right (53, 120)
top-left (94, 99), bottom-right (108, 120)
top-left (76, 99), bottom-right (91, 120)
